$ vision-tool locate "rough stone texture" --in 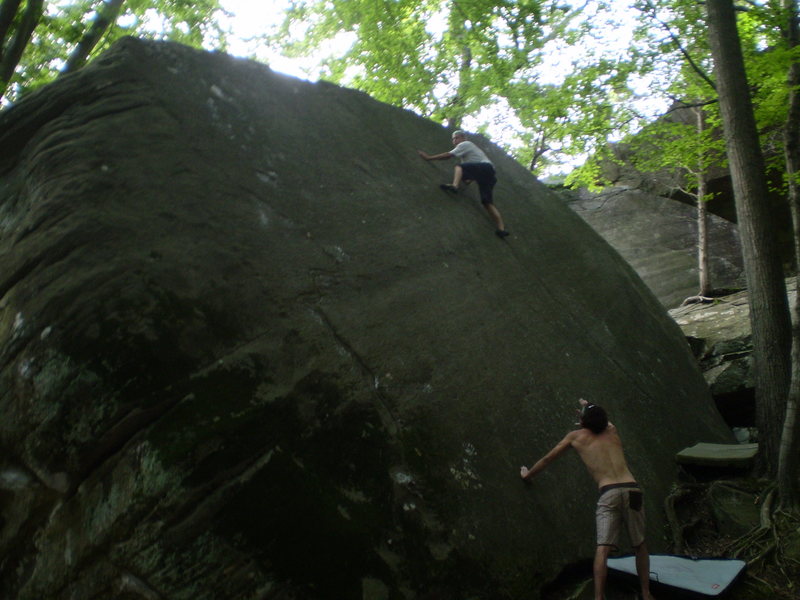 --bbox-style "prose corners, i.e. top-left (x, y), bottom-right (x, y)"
top-left (0, 38), bottom-right (732, 599)
top-left (567, 187), bottom-right (746, 309)
top-left (708, 482), bottom-right (762, 538)
top-left (665, 478), bottom-right (767, 561)
top-left (670, 293), bottom-right (753, 396)
top-left (598, 104), bottom-right (731, 203)
top-left (587, 101), bottom-right (795, 272)
top-left (669, 279), bottom-right (796, 427)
